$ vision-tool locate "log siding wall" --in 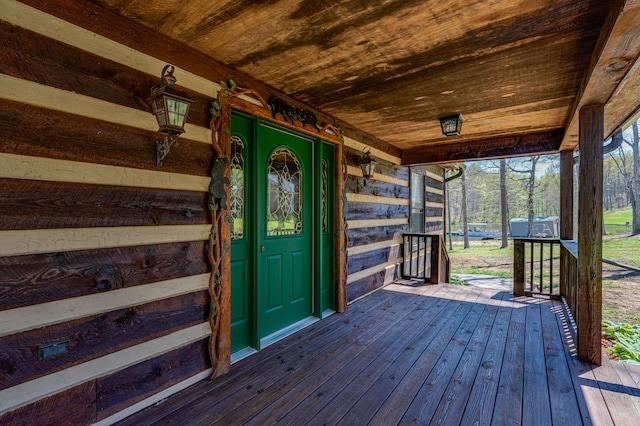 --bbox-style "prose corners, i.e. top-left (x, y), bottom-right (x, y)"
top-left (344, 144), bottom-right (445, 302)
top-left (0, 1), bottom-right (445, 423)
